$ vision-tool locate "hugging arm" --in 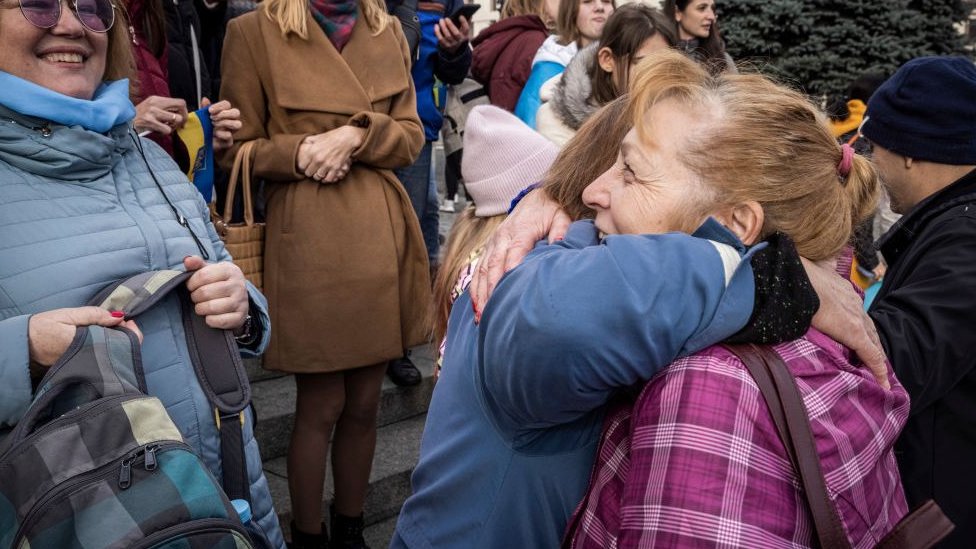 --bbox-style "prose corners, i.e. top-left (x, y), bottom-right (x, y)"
top-left (478, 222), bottom-right (756, 429)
